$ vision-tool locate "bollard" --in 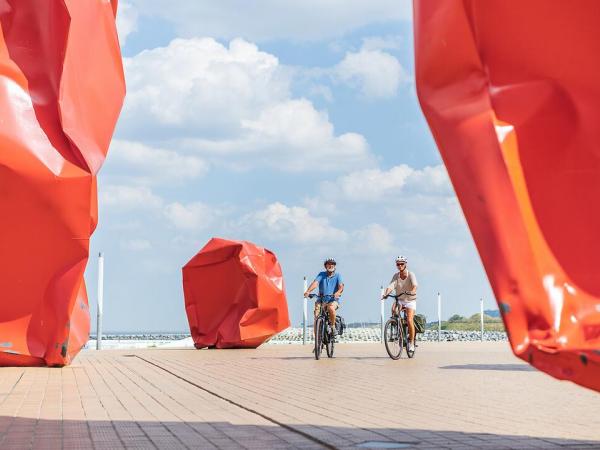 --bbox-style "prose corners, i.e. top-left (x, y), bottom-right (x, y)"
top-left (480, 297), bottom-right (484, 341)
top-left (380, 286), bottom-right (385, 342)
top-left (437, 292), bottom-right (441, 342)
top-left (303, 277), bottom-right (308, 345)
top-left (96, 252), bottom-right (104, 350)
